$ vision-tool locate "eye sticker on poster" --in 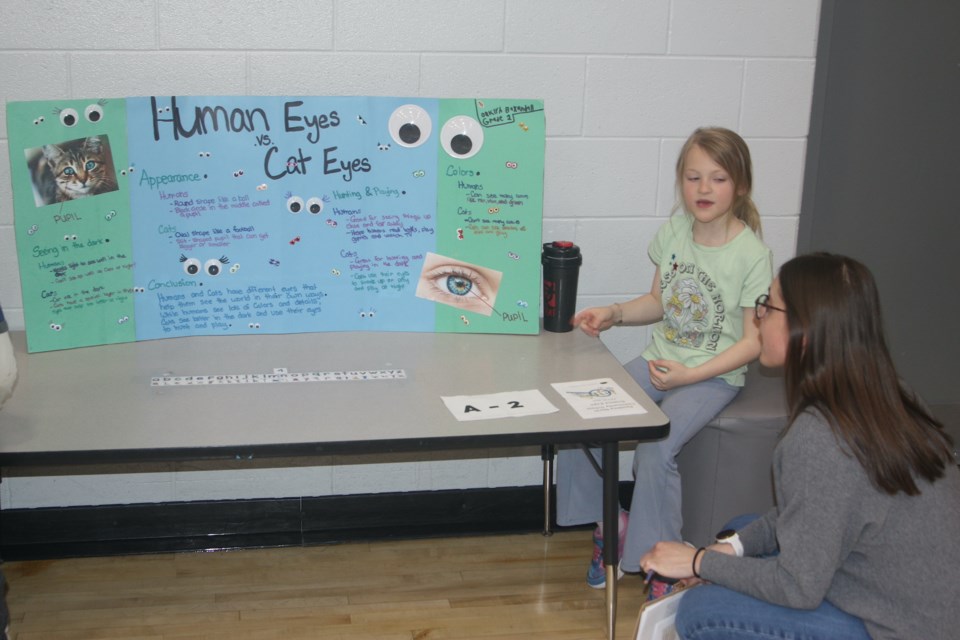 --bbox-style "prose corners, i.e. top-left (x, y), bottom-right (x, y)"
top-left (6, 96), bottom-right (545, 352)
